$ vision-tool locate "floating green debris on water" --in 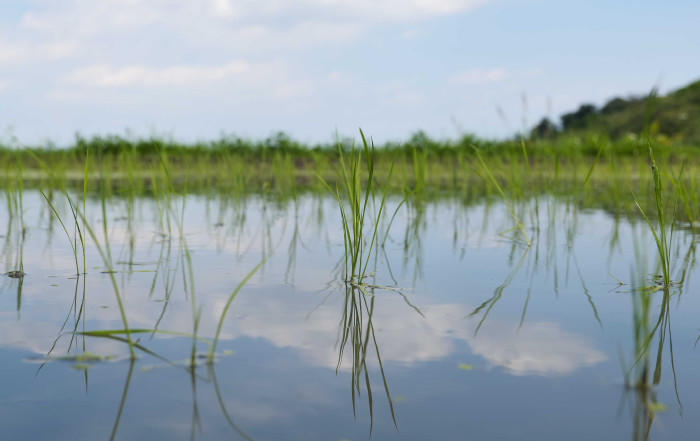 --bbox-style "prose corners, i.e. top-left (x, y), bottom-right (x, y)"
top-left (66, 352), bottom-right (116, 362)
top-left (392, 395), bottom-right (407, 404)
top-left (647, 401), bottom-right (667, 413)
top-left (222, 350), bottom-right (234, 356)
top-left (26, 351), bottom-right (117, 364)
top-left (6, 271), bottom-right (25, 279)
top-left (458, 363), bottom-right (473, 371)
top-left (49, 283), bottom-right (59, 287)
top-left (72, 363), bottom-right (91, 370)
